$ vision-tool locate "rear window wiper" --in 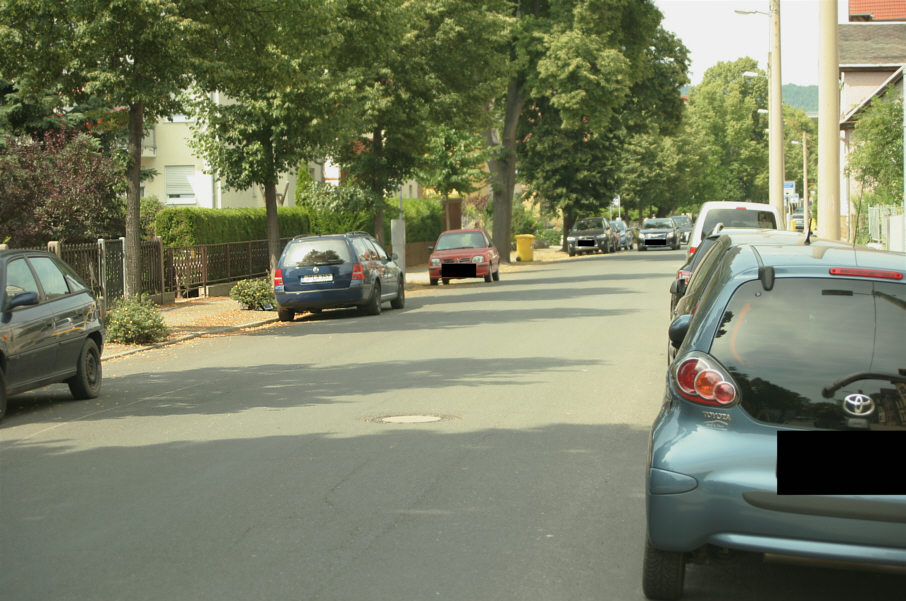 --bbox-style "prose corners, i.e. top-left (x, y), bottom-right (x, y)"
top-left (821, 370), bottom-right (906, 398)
